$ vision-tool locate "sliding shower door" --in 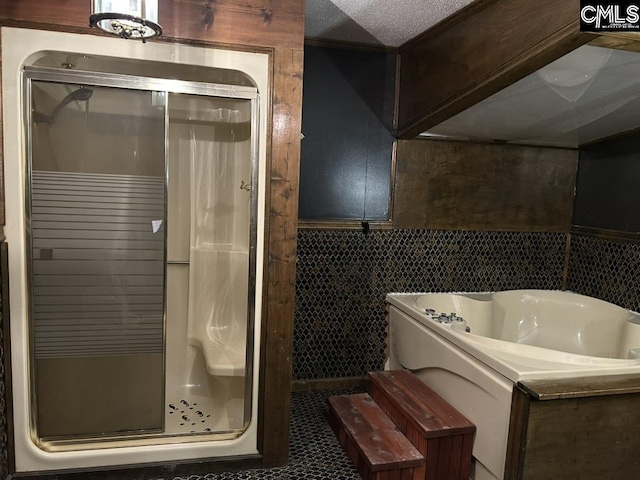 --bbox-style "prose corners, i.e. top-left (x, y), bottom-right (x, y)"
top-left (24, 67), bottom-right (260, 448)
top-left (28, 79), bottom-right (167, 440)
